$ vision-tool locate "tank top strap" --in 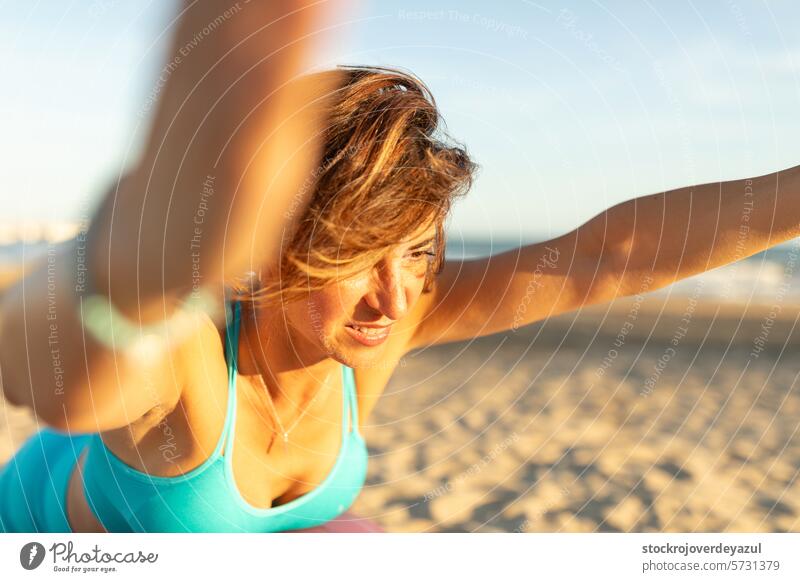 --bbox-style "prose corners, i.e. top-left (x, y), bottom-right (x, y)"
top-left (222, 301), bottom-right (357, 451)
top-left (211, 299), bottom-right (240, 460)
top-left (224, 300), bottom-right (241, 386)
top-left (342, 365), bottom-right (360, 435)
